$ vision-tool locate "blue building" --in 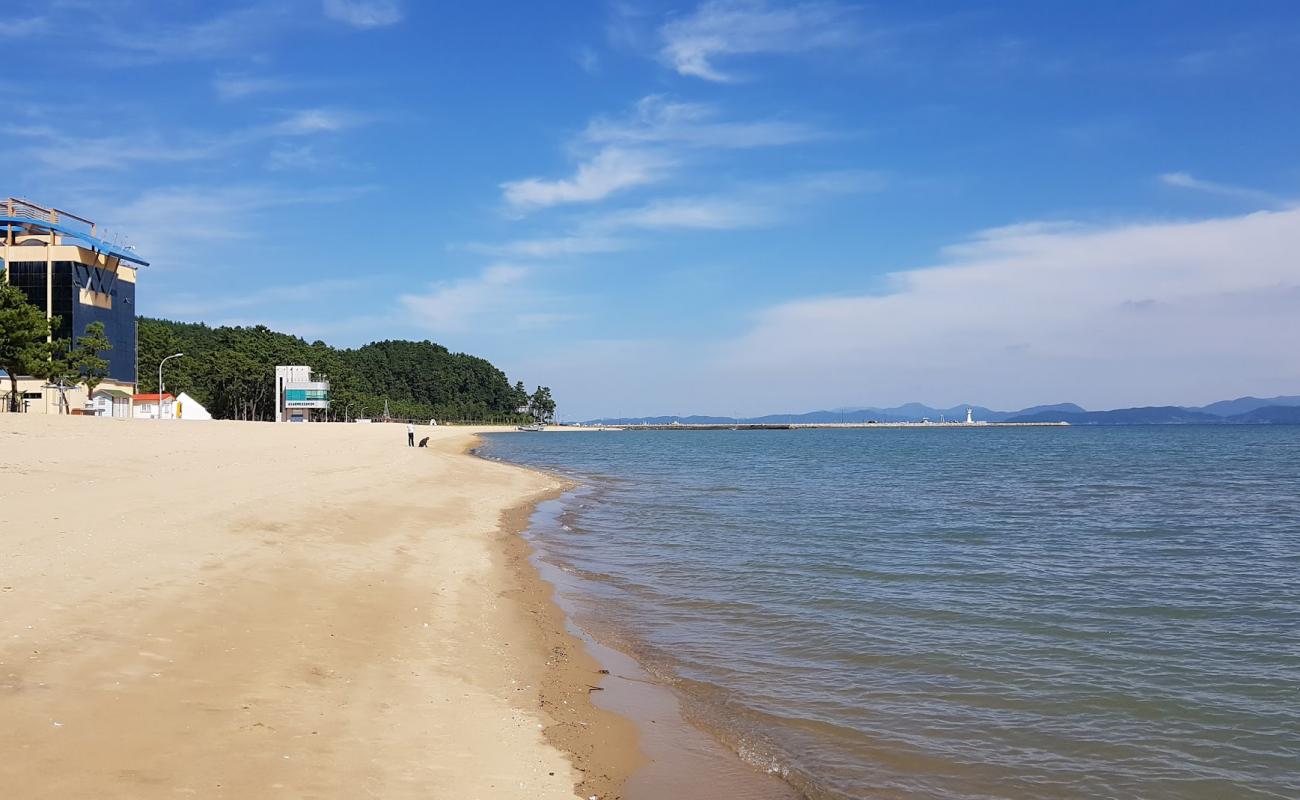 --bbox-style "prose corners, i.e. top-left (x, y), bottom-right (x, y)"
top-left (1, 198), bottom-right (148, 414)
